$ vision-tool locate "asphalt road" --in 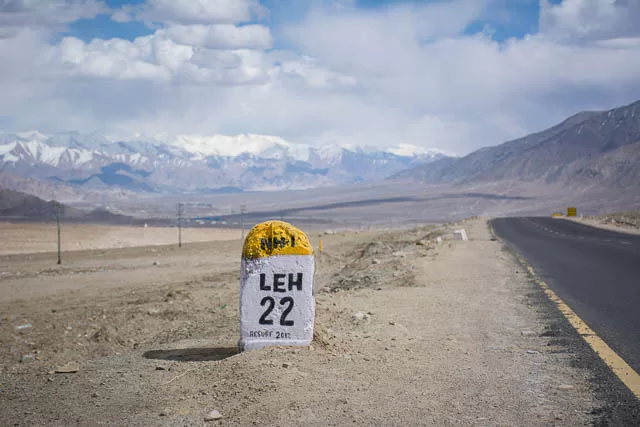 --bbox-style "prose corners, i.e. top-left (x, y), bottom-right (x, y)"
top-left (491, 217), bottom-right (640, 375)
